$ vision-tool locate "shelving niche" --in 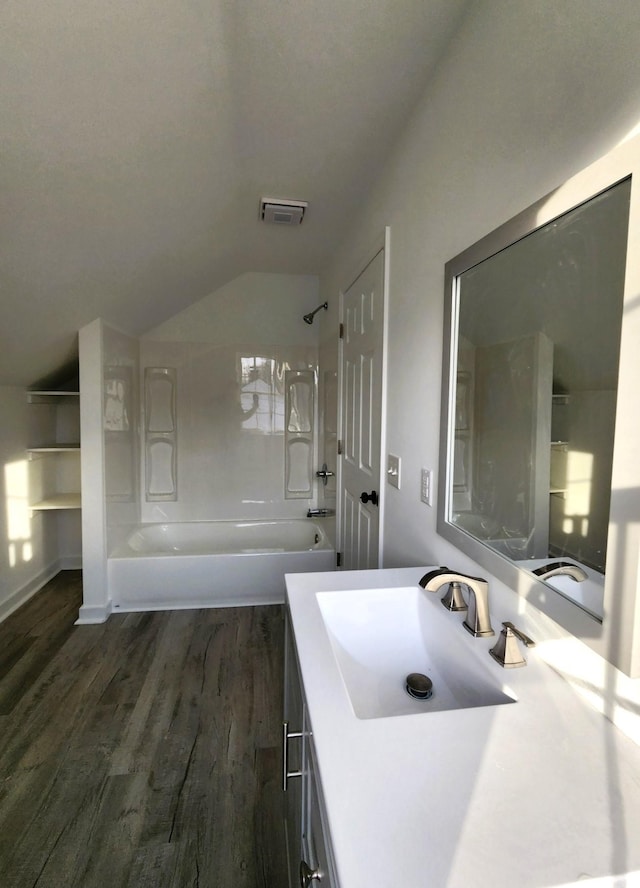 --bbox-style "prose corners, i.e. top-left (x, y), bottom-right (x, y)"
top-left (27, 390), bottom-right (81, 511)
top-left (550, 393), bottom-right (569, 498)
